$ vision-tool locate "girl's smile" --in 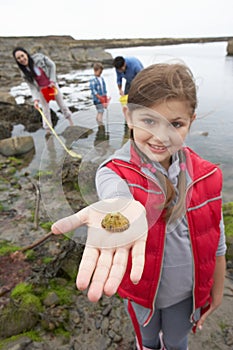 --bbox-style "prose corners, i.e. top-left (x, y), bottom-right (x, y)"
top-left (148, 143), bottom-right (169, 154)
top-left (124, 99), bottom-right (195, 169)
